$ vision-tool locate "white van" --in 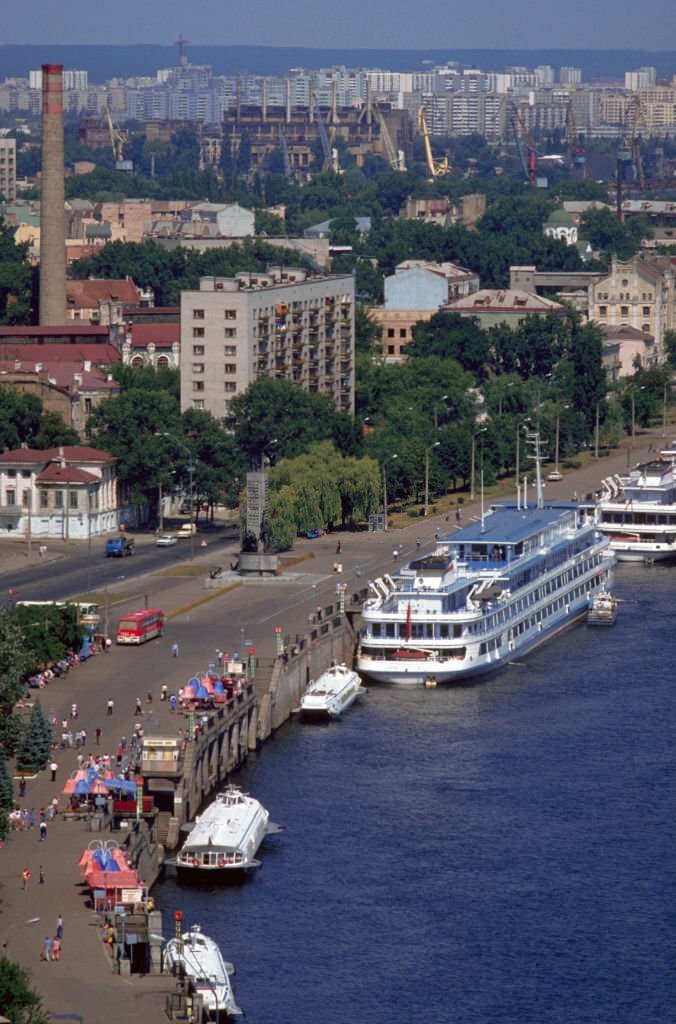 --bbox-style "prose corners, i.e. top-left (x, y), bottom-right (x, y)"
top-left (177, 523), bottom-right (197, 538)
